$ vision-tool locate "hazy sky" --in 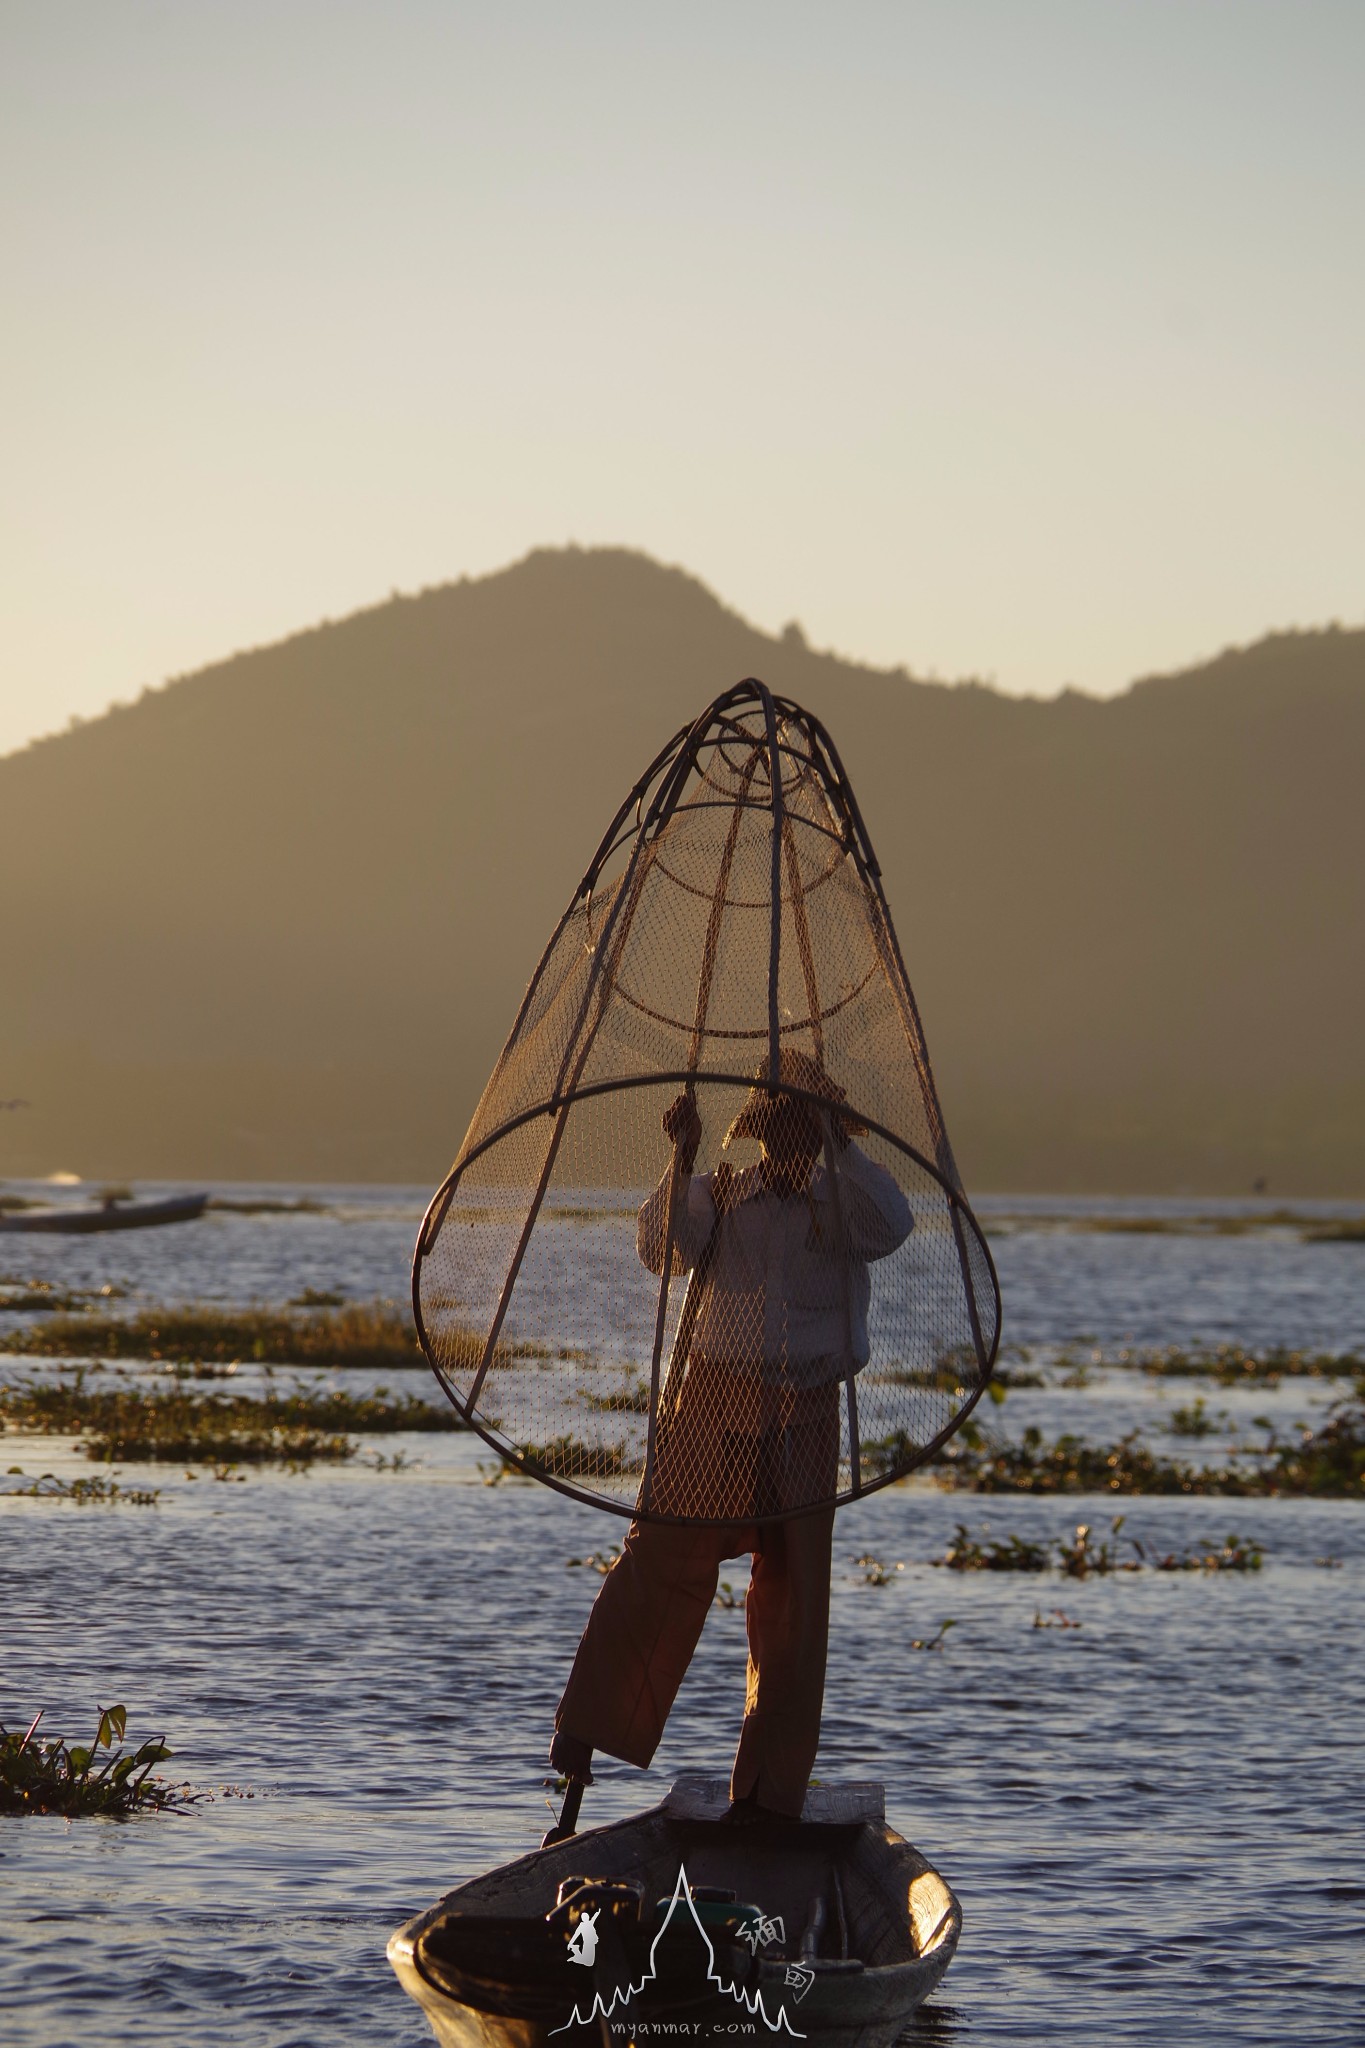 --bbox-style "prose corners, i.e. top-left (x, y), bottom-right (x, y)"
top-left (3, 1), bottom-right (1362, 755)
